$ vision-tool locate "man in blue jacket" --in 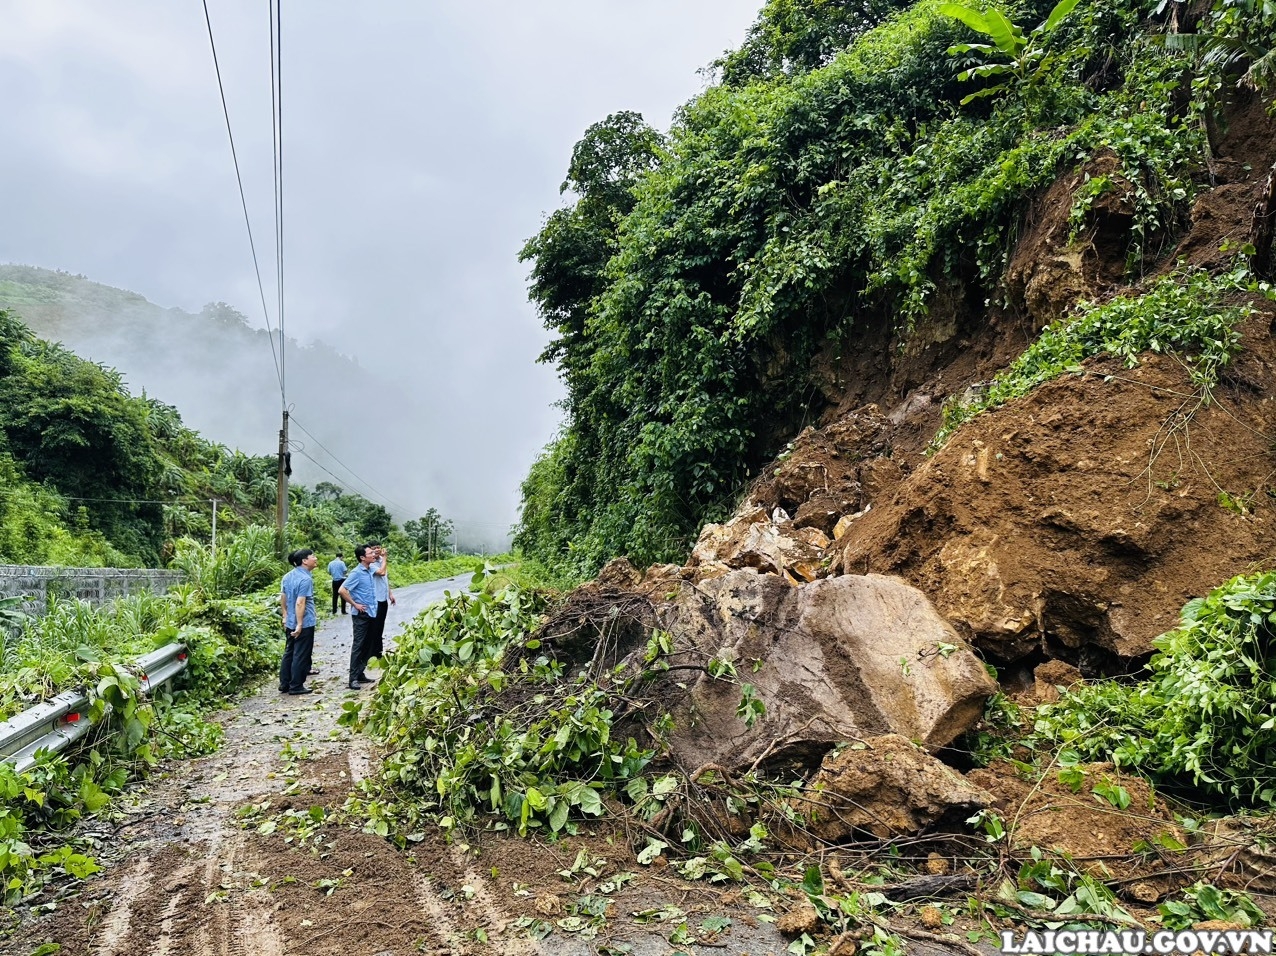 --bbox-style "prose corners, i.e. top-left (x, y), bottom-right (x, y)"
top-left (338, 544), bottom-right (379, 691)
top-left (279, 548), bottom-right (318, 695)
top-left (327, 552), bottom-right (348, 614)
